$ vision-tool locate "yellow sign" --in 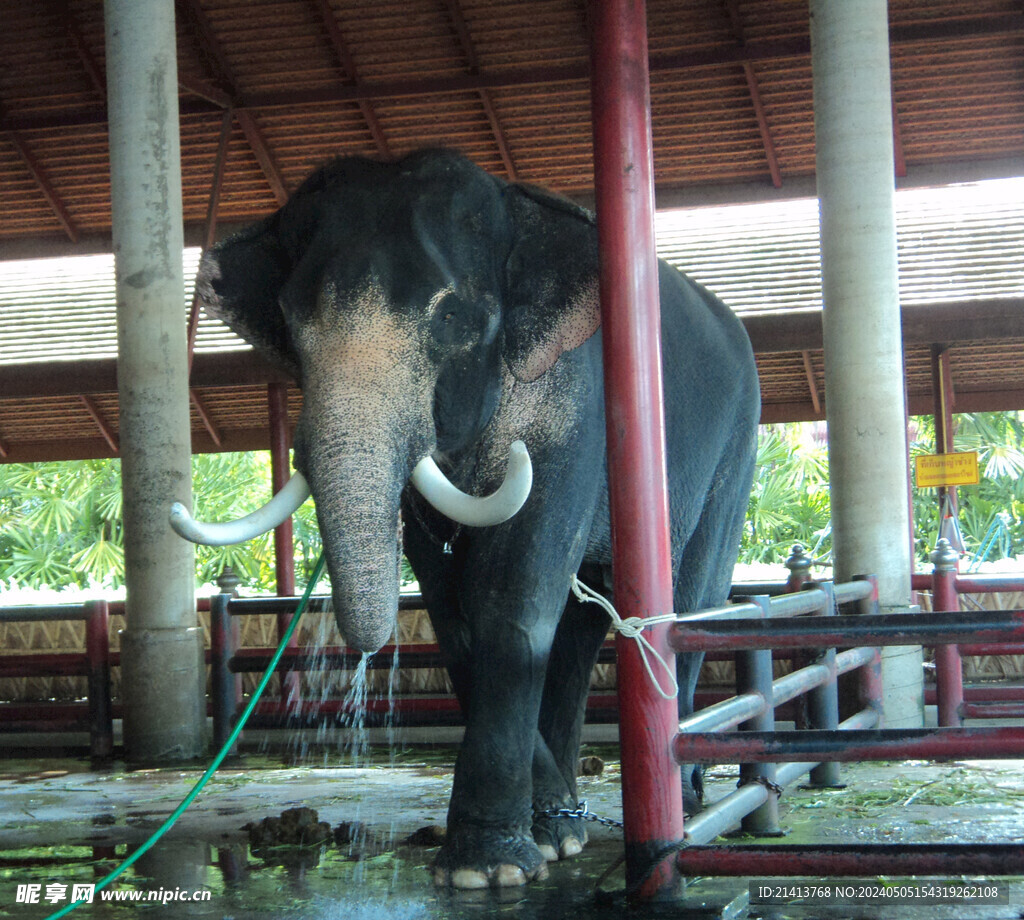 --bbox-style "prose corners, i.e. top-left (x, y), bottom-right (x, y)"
top-left (914, 451), bottom-right (980, 488)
